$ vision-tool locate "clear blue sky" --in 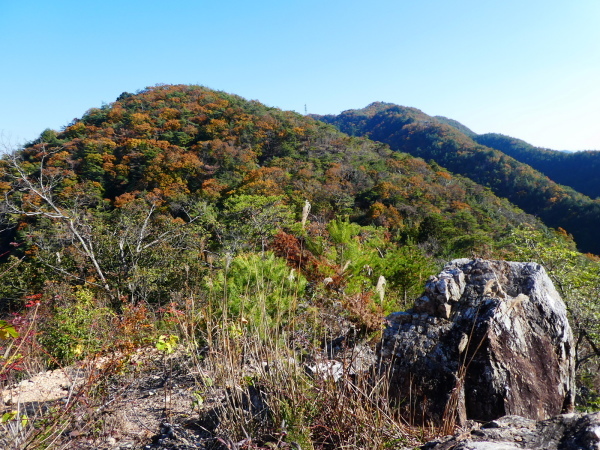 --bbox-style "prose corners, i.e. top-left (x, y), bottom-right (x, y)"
top-left (2, 0), bottom-right (599, 151)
